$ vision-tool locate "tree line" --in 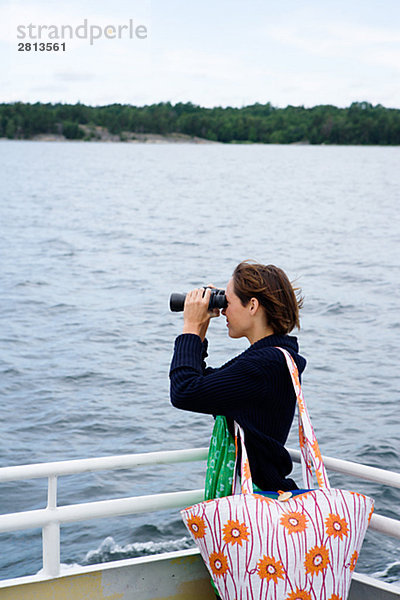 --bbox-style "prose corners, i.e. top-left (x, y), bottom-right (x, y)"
top-left (1, 100), bottom-right (400, 144)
